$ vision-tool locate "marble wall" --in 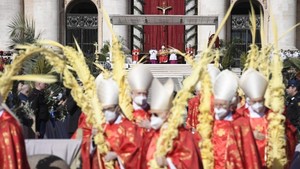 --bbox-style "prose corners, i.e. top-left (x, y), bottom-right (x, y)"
top-left (197, 0), bottom-right (228, 51)
top-left (0, 0), bottom-right (22, 50)
top-left (25, 0), bottom-right (60, 42)
top-left (269, 0), bottom-right (297, 50)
